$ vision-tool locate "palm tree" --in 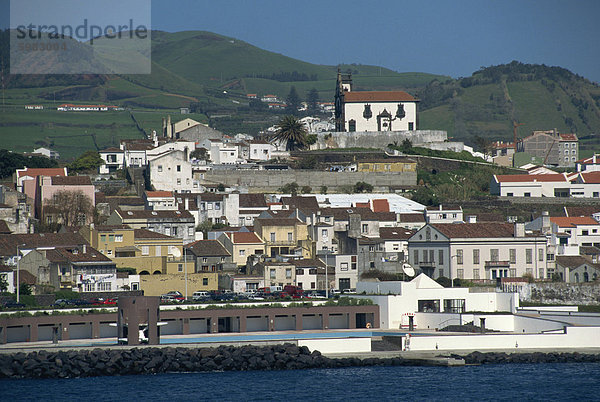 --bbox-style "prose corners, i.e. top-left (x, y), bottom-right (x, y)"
top-left (273, 115), bottom-right (308, 151)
